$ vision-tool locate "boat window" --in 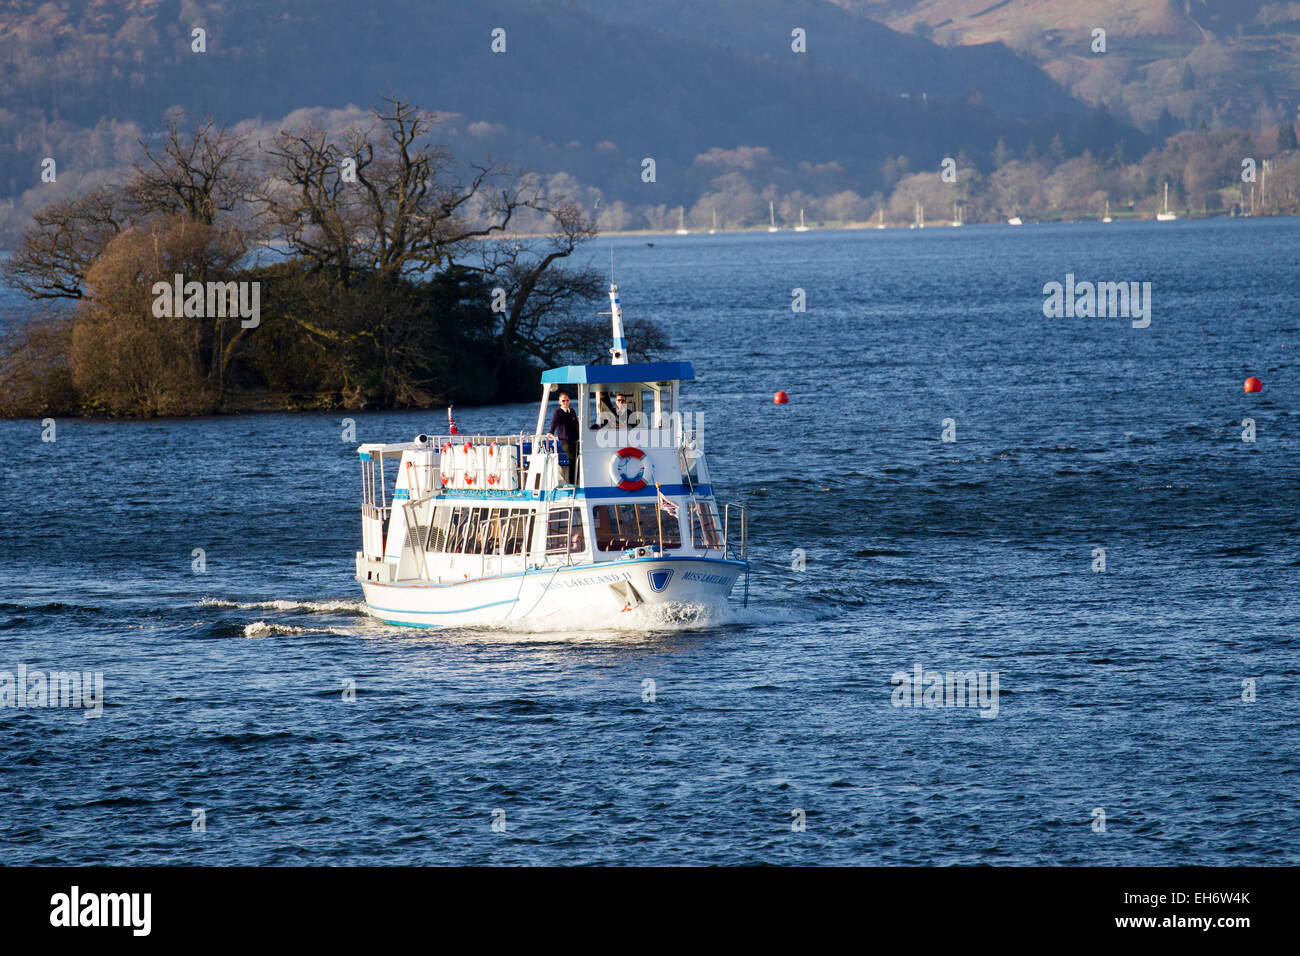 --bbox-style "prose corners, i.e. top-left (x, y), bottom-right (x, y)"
top-left (502, 511), bottom-right (533, 555)
top-left (476, 508), bottom-right (502, 555)
top-left (454, 508), bottom-right (472, 554)
top-left (592, 504), bottom-right (681, 551)
top-left (546, 507), bottom-right (583, 553)
top-left (690, 500), bottom-right (722, 550)
top-left (480, 508), bottom-right (533, 556)
top-left (655, 384), bottom-right (672, 425)
top-left (426, 506), bottom-right (538, 555)
top-left (589, 389), bottom-right (649, 429)
top-left (425, 506), bottom-right (453, 552)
